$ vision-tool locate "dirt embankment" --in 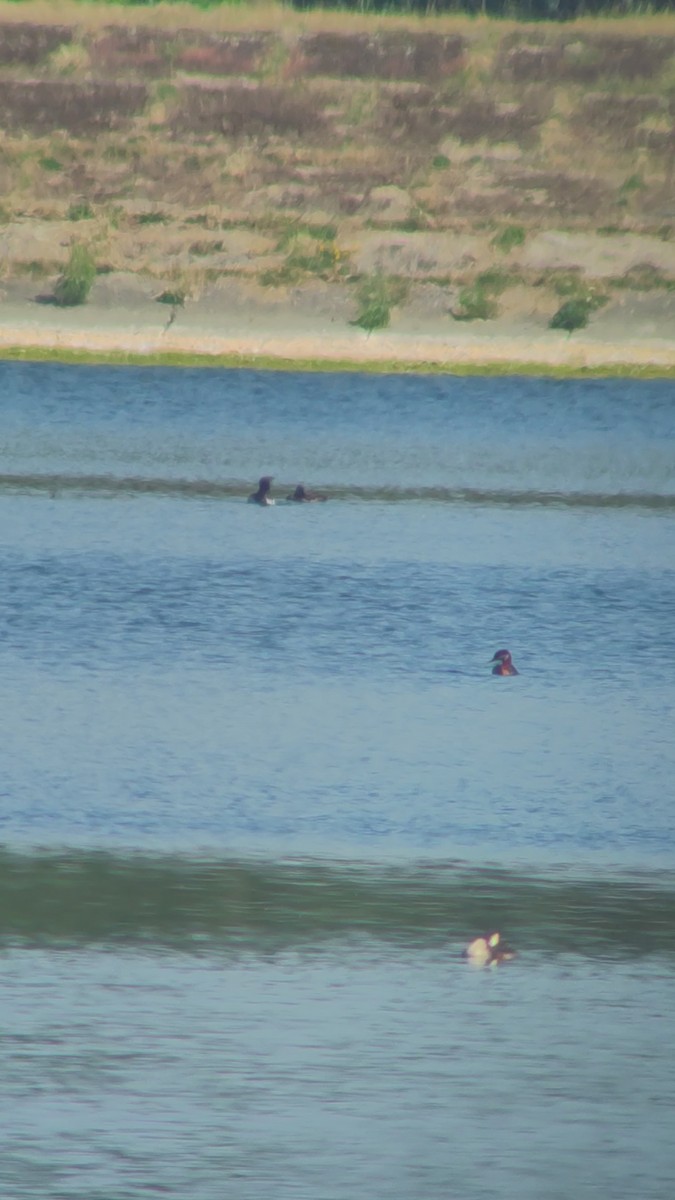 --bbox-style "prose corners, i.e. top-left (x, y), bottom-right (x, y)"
top-left (0, 6), bottom-right (674, 363)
